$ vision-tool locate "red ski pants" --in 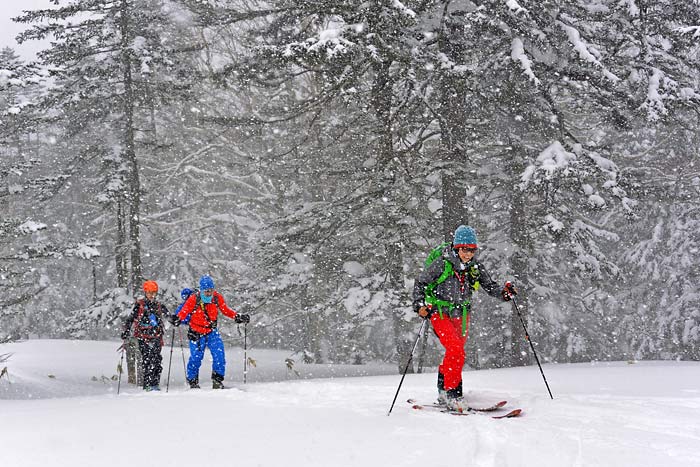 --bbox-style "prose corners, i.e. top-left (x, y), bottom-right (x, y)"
top-left (430, 312), bottom-right (470, 391)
